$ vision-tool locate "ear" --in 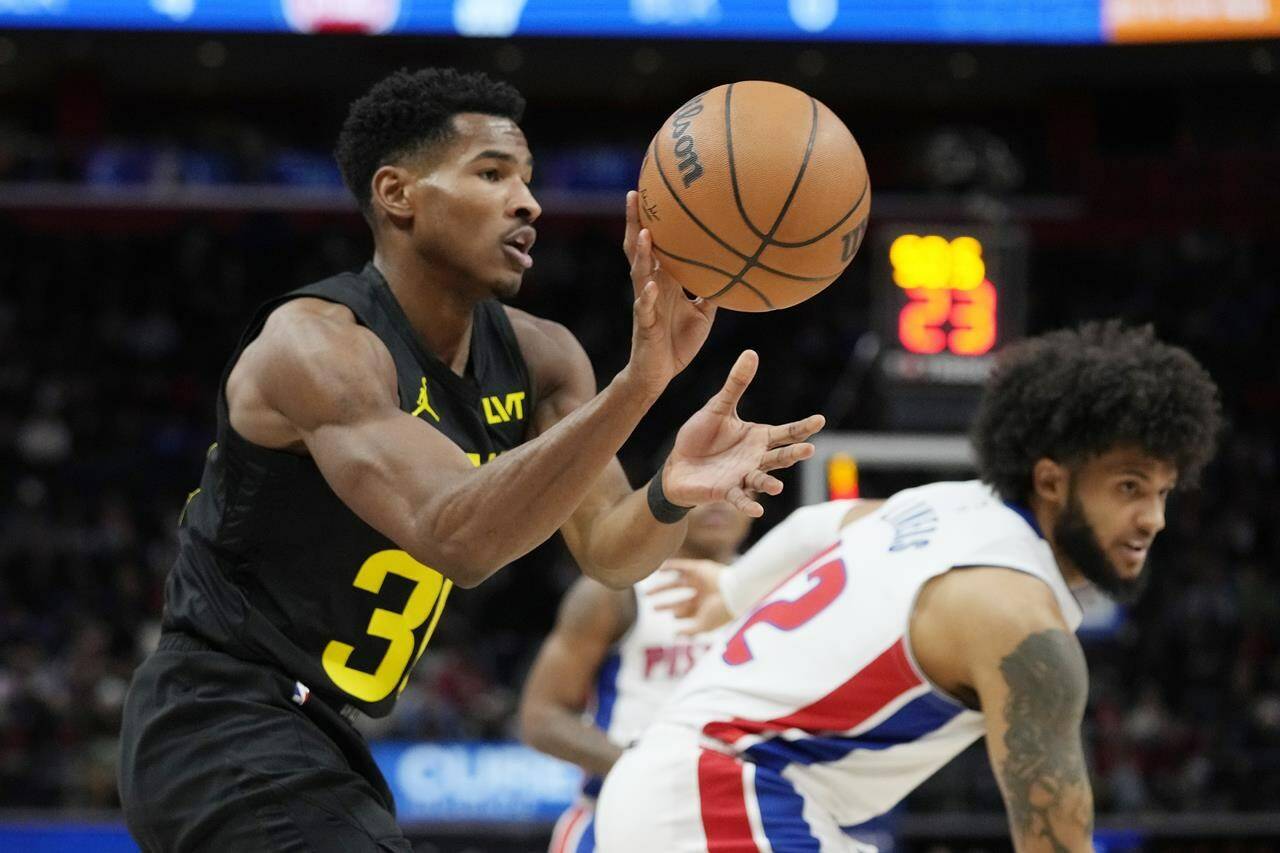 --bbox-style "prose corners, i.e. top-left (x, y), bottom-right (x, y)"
top-left (369, 165), bottom-right (416, 225)
top-left (1031, 457), bottom-right (1069, 507)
